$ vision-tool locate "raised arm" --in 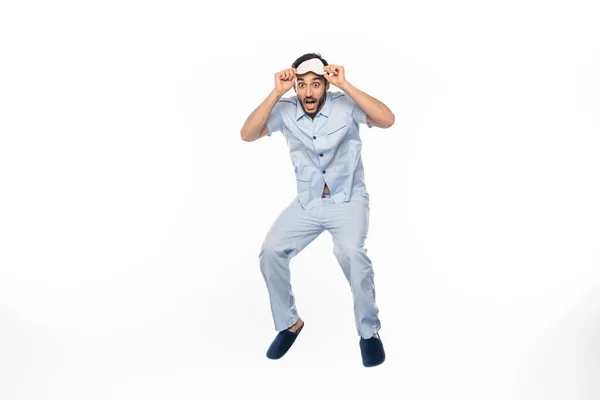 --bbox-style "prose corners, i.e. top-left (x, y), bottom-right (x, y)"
top-left (323, 64), bottom-right (395, 129)
top-left (240, 68), bottom-right (297, 142)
